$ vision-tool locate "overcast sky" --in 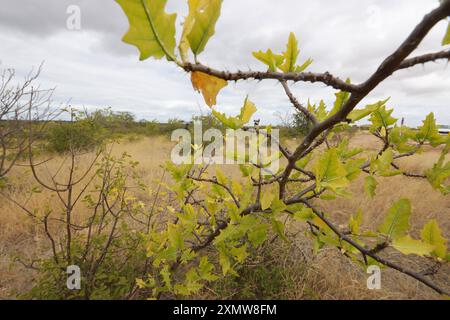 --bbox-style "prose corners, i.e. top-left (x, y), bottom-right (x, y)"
top-left (0, 0), bottom-right (449, 126)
